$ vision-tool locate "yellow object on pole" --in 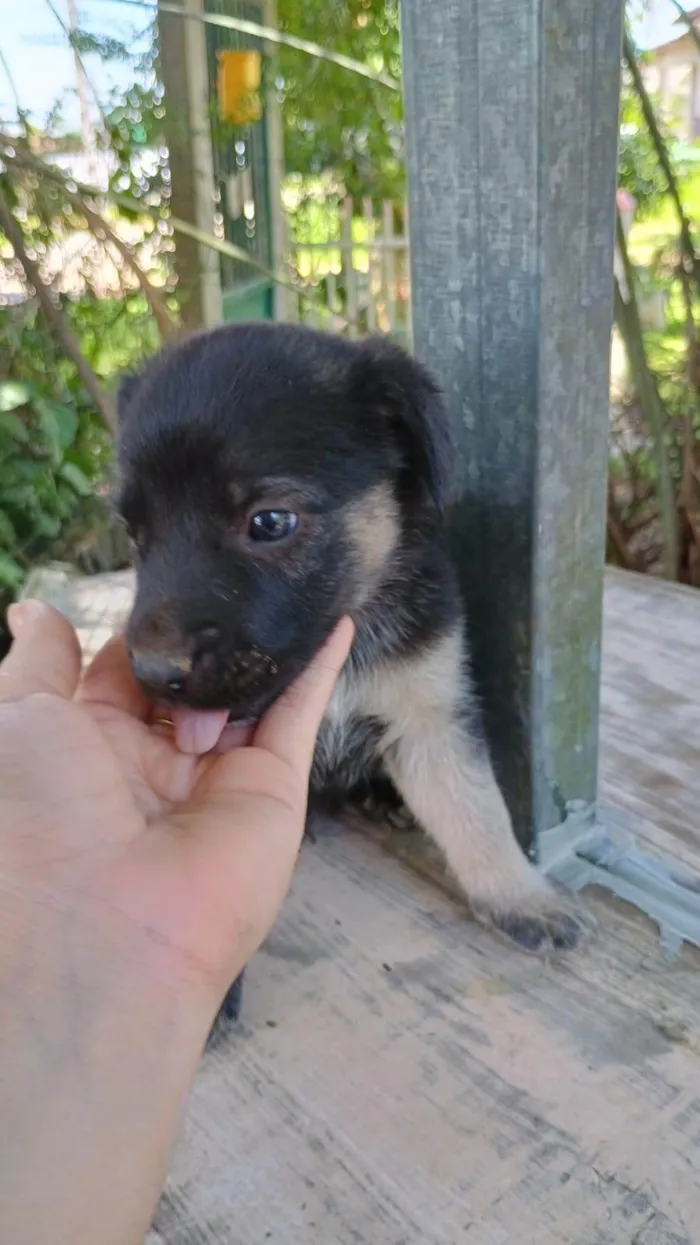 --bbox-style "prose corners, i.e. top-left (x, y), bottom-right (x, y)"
top-left (217, 49), bottom-right (262, 125)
